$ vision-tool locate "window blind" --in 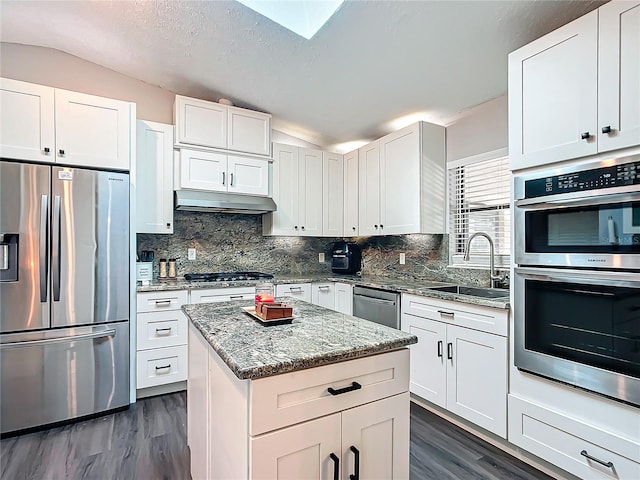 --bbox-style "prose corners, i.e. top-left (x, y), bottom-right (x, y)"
top-left (448, 156), bottom-right (511, 268)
